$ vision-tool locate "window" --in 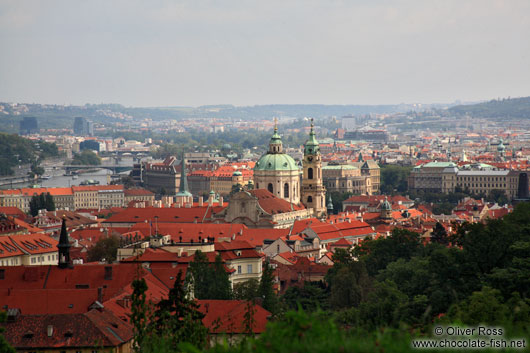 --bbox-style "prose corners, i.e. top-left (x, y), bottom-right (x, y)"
top-left (308, 168), bottom-right (313, 179)
top-left (284, 183), bottom-right (289, 198)
top-left (307, 196), bottom-right (313, 203)
top-left (237, 265), bottom-right (242, 274)
top-left (247, 264), bottom-right (252, 273)
top-left (267, 183), bottom-right (273, 193)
